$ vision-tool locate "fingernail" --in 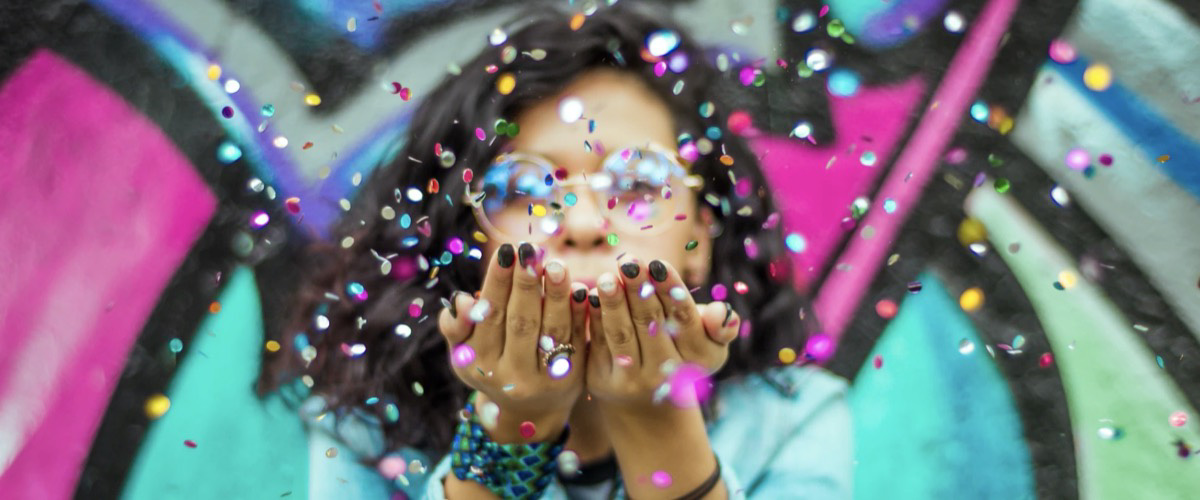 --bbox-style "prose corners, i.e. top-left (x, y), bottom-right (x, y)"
top-left (449, 292), bottom-right (462, 318)
top-left (588, 294), bottom-right (601, 308)
top-left (572, 289), bottom-right (587, 303)
top-left (497, 244), bottom-right (515, 268)
top-left (648, 260), bottom-right (668, 282)
top-left (669, 286), bottom-right (688, 301)
top-left (546, 260), bottom-right (565, 284)
top-left (620, 261), bottom-right (640, 279)
top-left (722, 301), bottom-right (733, 327)
top-left (518, 242), bottom-right (536, 268)
top-left (441, 296), bottom-right (456, 319)
top-left (598, 273), bottom-right (617, 294)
